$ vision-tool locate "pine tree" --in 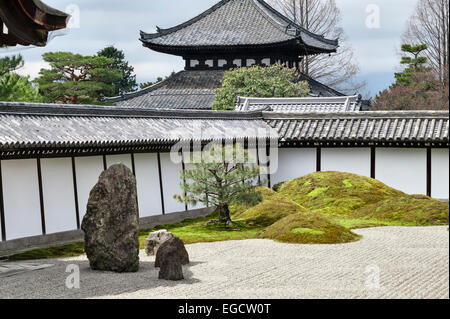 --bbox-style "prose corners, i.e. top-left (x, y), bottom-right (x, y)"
top-left (97, 46), bottom-right (137, 96)
top-left (0, 55), bottom-right (24, 76)
top-left (394, 44), bottom-right (429, 87)
top-left (175, 144), bottom-right (263, 225)
top-left (34, 52), bottom-right (122, 104)
top-left (0, 55), bottom-right (42, 103)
